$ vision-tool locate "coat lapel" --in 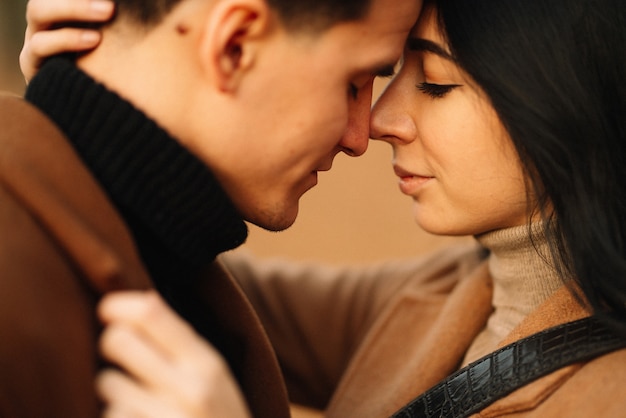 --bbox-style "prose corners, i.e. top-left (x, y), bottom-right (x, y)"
top-left (326, 261), bottom-right (493, 418)
top-left (0, 94), bottom-right (152, 293)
